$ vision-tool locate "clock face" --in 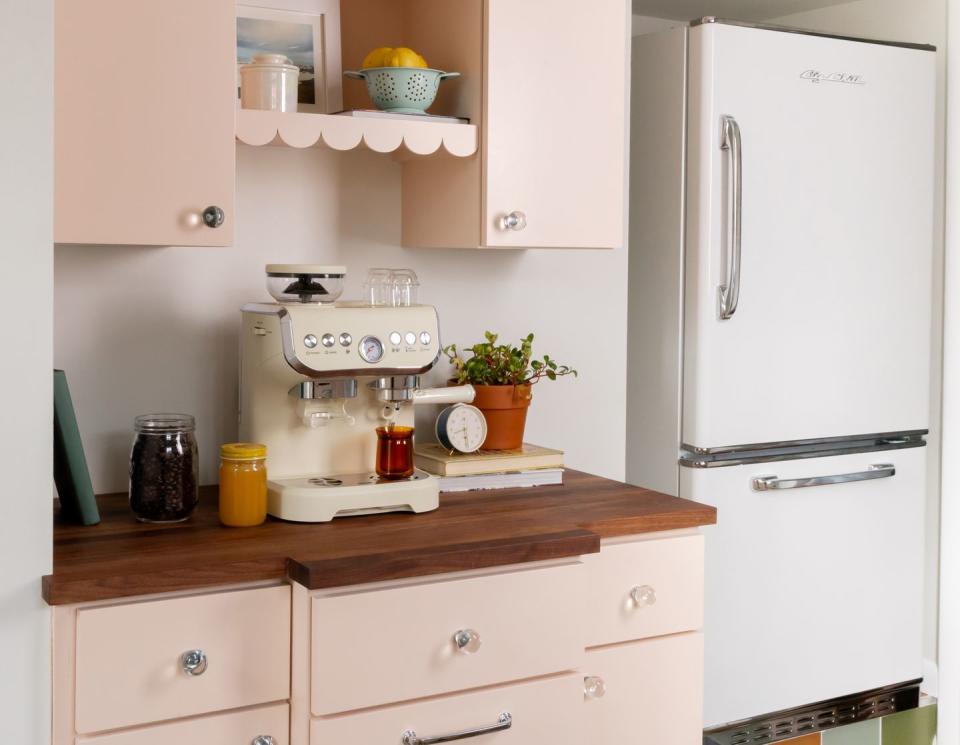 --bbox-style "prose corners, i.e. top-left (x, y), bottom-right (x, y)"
top-left (440, 404), bottom-right (487, 453)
